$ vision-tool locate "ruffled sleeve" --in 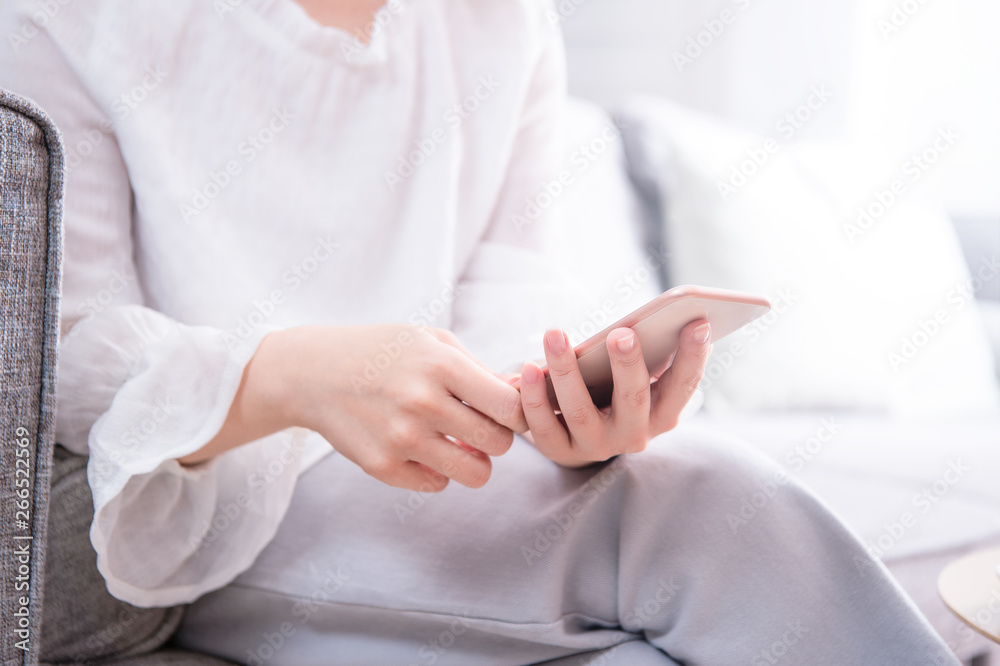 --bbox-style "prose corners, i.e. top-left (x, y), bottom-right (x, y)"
top-left (57, 306), bottom-right (320, 606)
top-left (0, 12), bottom-right (322, 607)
